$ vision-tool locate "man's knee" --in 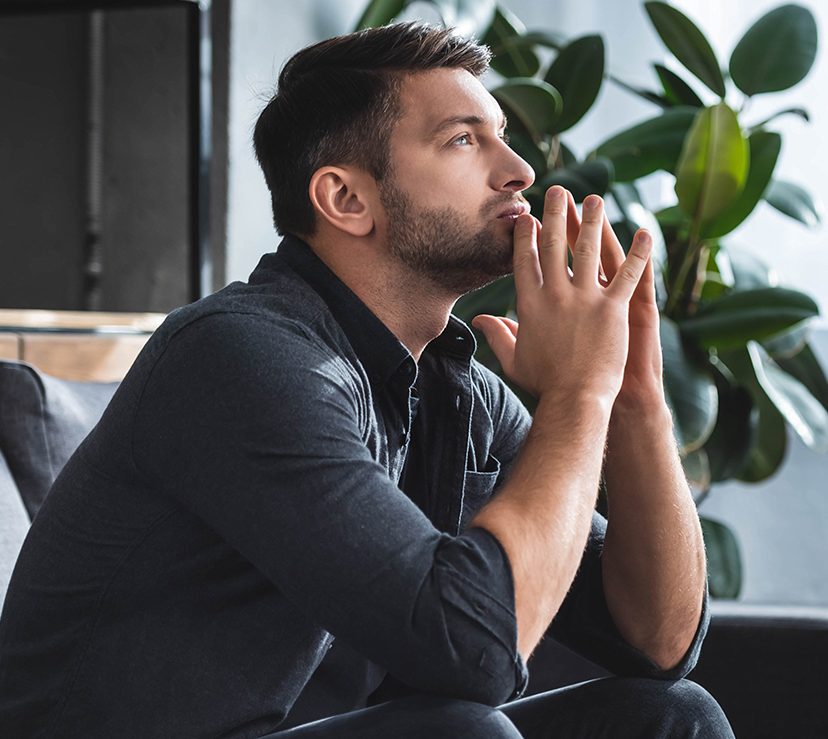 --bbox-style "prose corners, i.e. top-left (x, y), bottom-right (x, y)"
top-left (411, 697), bottom-right (522, 739)
top-left (630, 678), bottom-right (734, 738)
